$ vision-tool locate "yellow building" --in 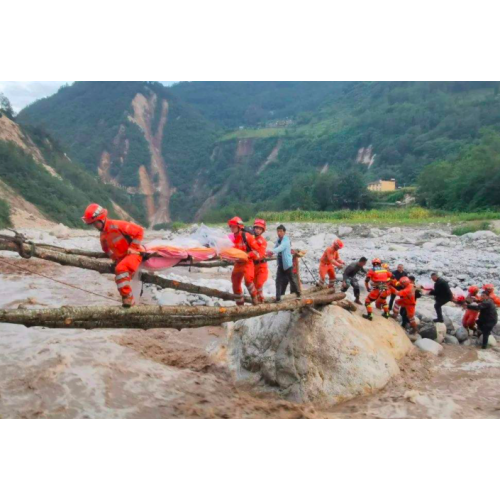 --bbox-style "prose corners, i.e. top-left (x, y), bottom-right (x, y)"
top-left (368, 179), bottom-right (396, 192)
